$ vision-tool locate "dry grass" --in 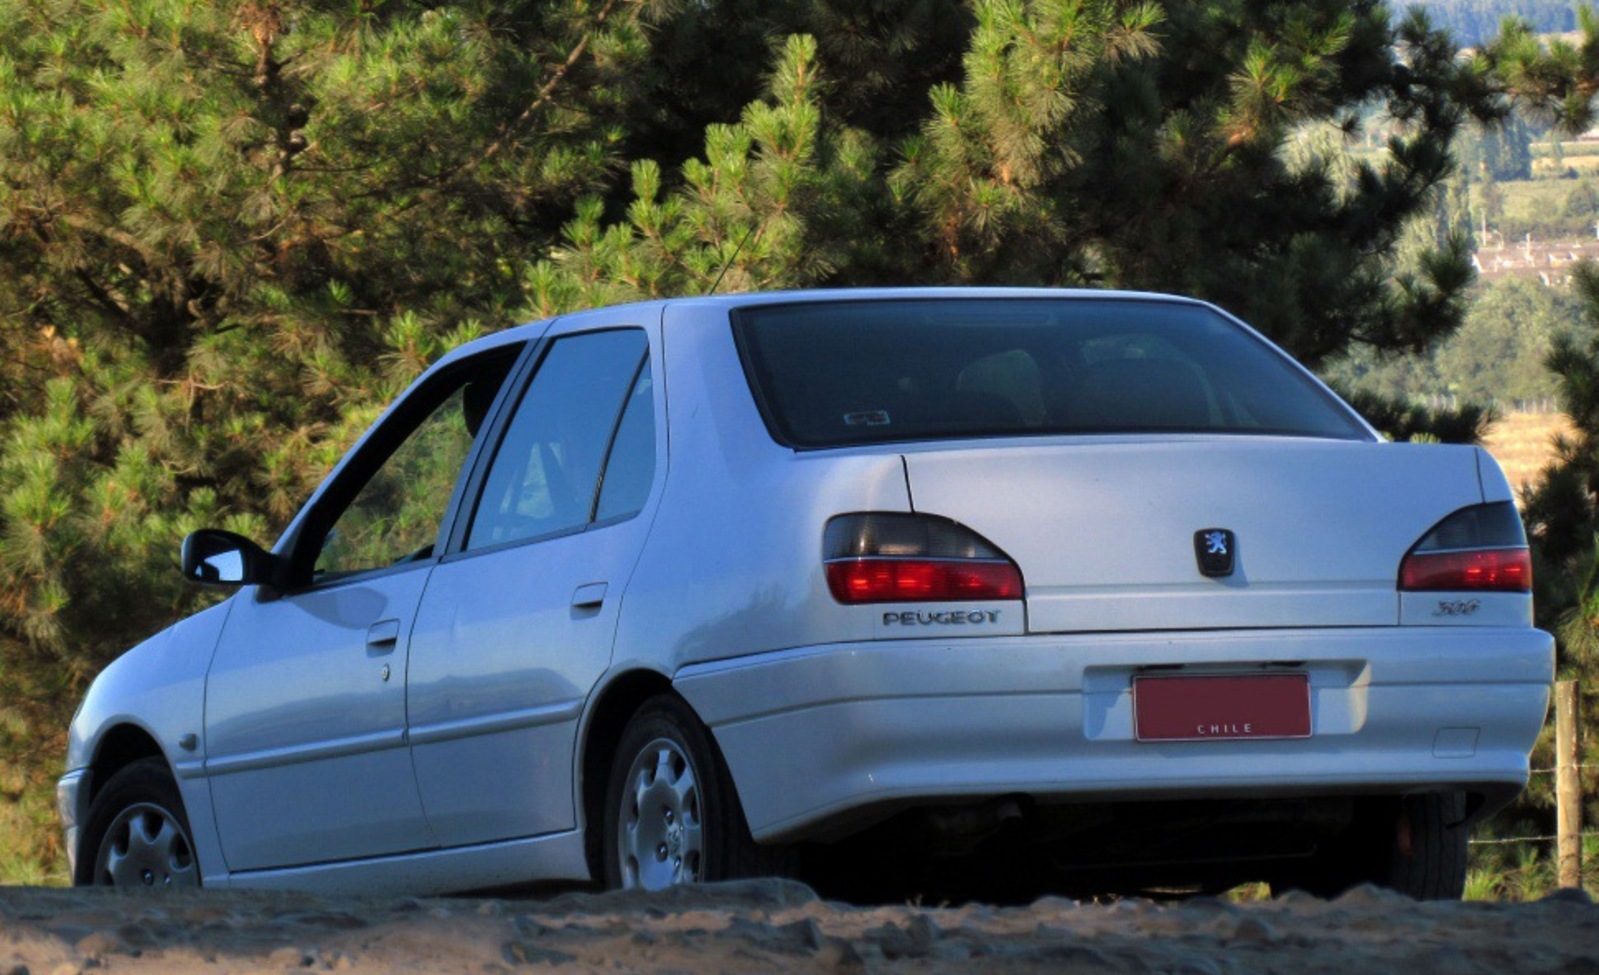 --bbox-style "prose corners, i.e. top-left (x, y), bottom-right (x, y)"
top-left (1481, 411), bottom-right (1574, 497)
